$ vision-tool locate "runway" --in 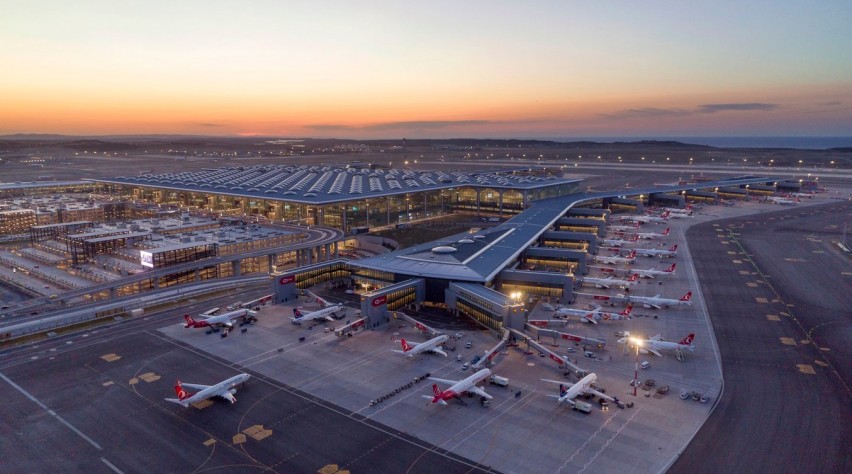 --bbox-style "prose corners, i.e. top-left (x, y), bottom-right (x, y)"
top-left (671, 200), bottom-right (851, 473)
top-left (0, 322), bottom-right (494, 473)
